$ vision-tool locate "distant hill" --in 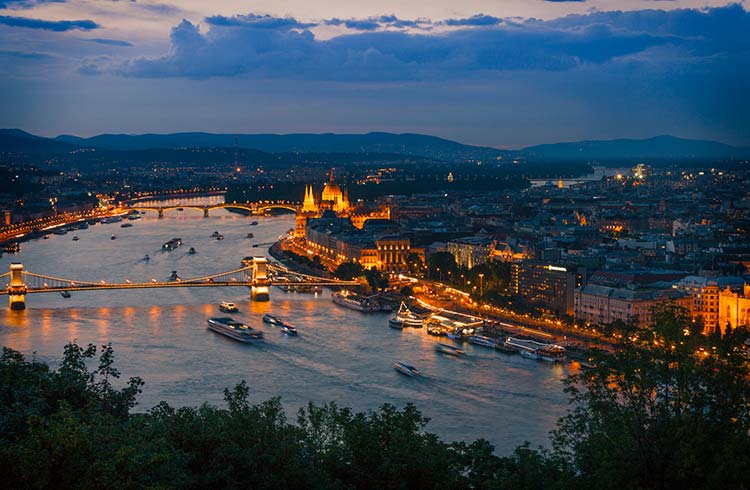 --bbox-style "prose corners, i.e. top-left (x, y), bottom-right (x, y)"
top-left (54, 132), bottom-right (508, 161)
top-left (0, 129), bottom-right (78, 154)
top-left (522, 135), bottom-right (750, 160)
